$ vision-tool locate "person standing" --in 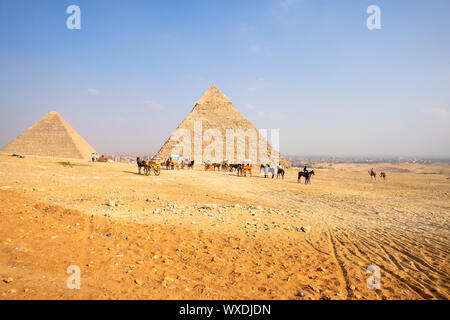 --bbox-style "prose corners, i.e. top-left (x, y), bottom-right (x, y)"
top-left (237, 163), bottom-right (242, 176)
top-left (137, 157), bottom-right (144, 174)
